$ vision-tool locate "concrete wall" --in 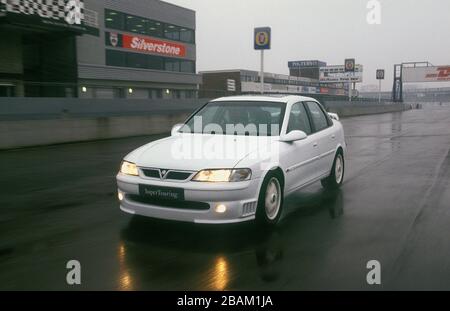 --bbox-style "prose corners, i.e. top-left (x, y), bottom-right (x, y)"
top-left (323, 101), bottom-right (410, 117)
top-left (0, 113), bottom-right (190, 150)
top-left (0, 98), bottom-right (410, 150)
